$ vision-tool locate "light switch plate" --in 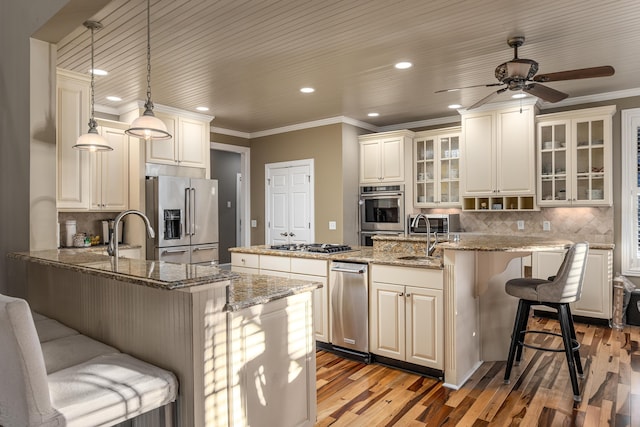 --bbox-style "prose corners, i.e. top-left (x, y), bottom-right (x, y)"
top-left (543, 221), bottom-right (551, 231)
top-left (517, 220), bottom-right (524, 230)
top-left (251, 220), bottom-right (257, 228)
top-left (329, 221), bottom-right (336, 230)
